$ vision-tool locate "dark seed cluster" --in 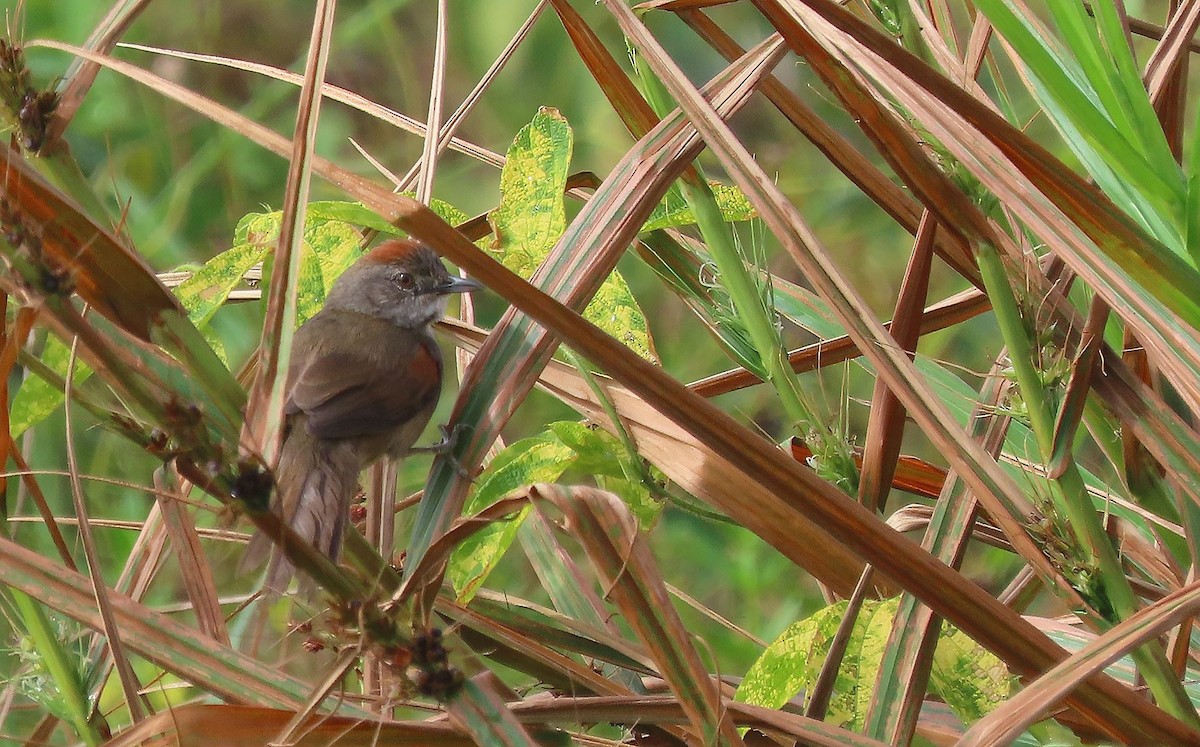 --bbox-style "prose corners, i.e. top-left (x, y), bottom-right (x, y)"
top-left (230, 458), bottom-right (273, 511)
top-left (0, 39), bottom-right (60, 154)
top-left (411, 628), bottom-right (464, 699)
